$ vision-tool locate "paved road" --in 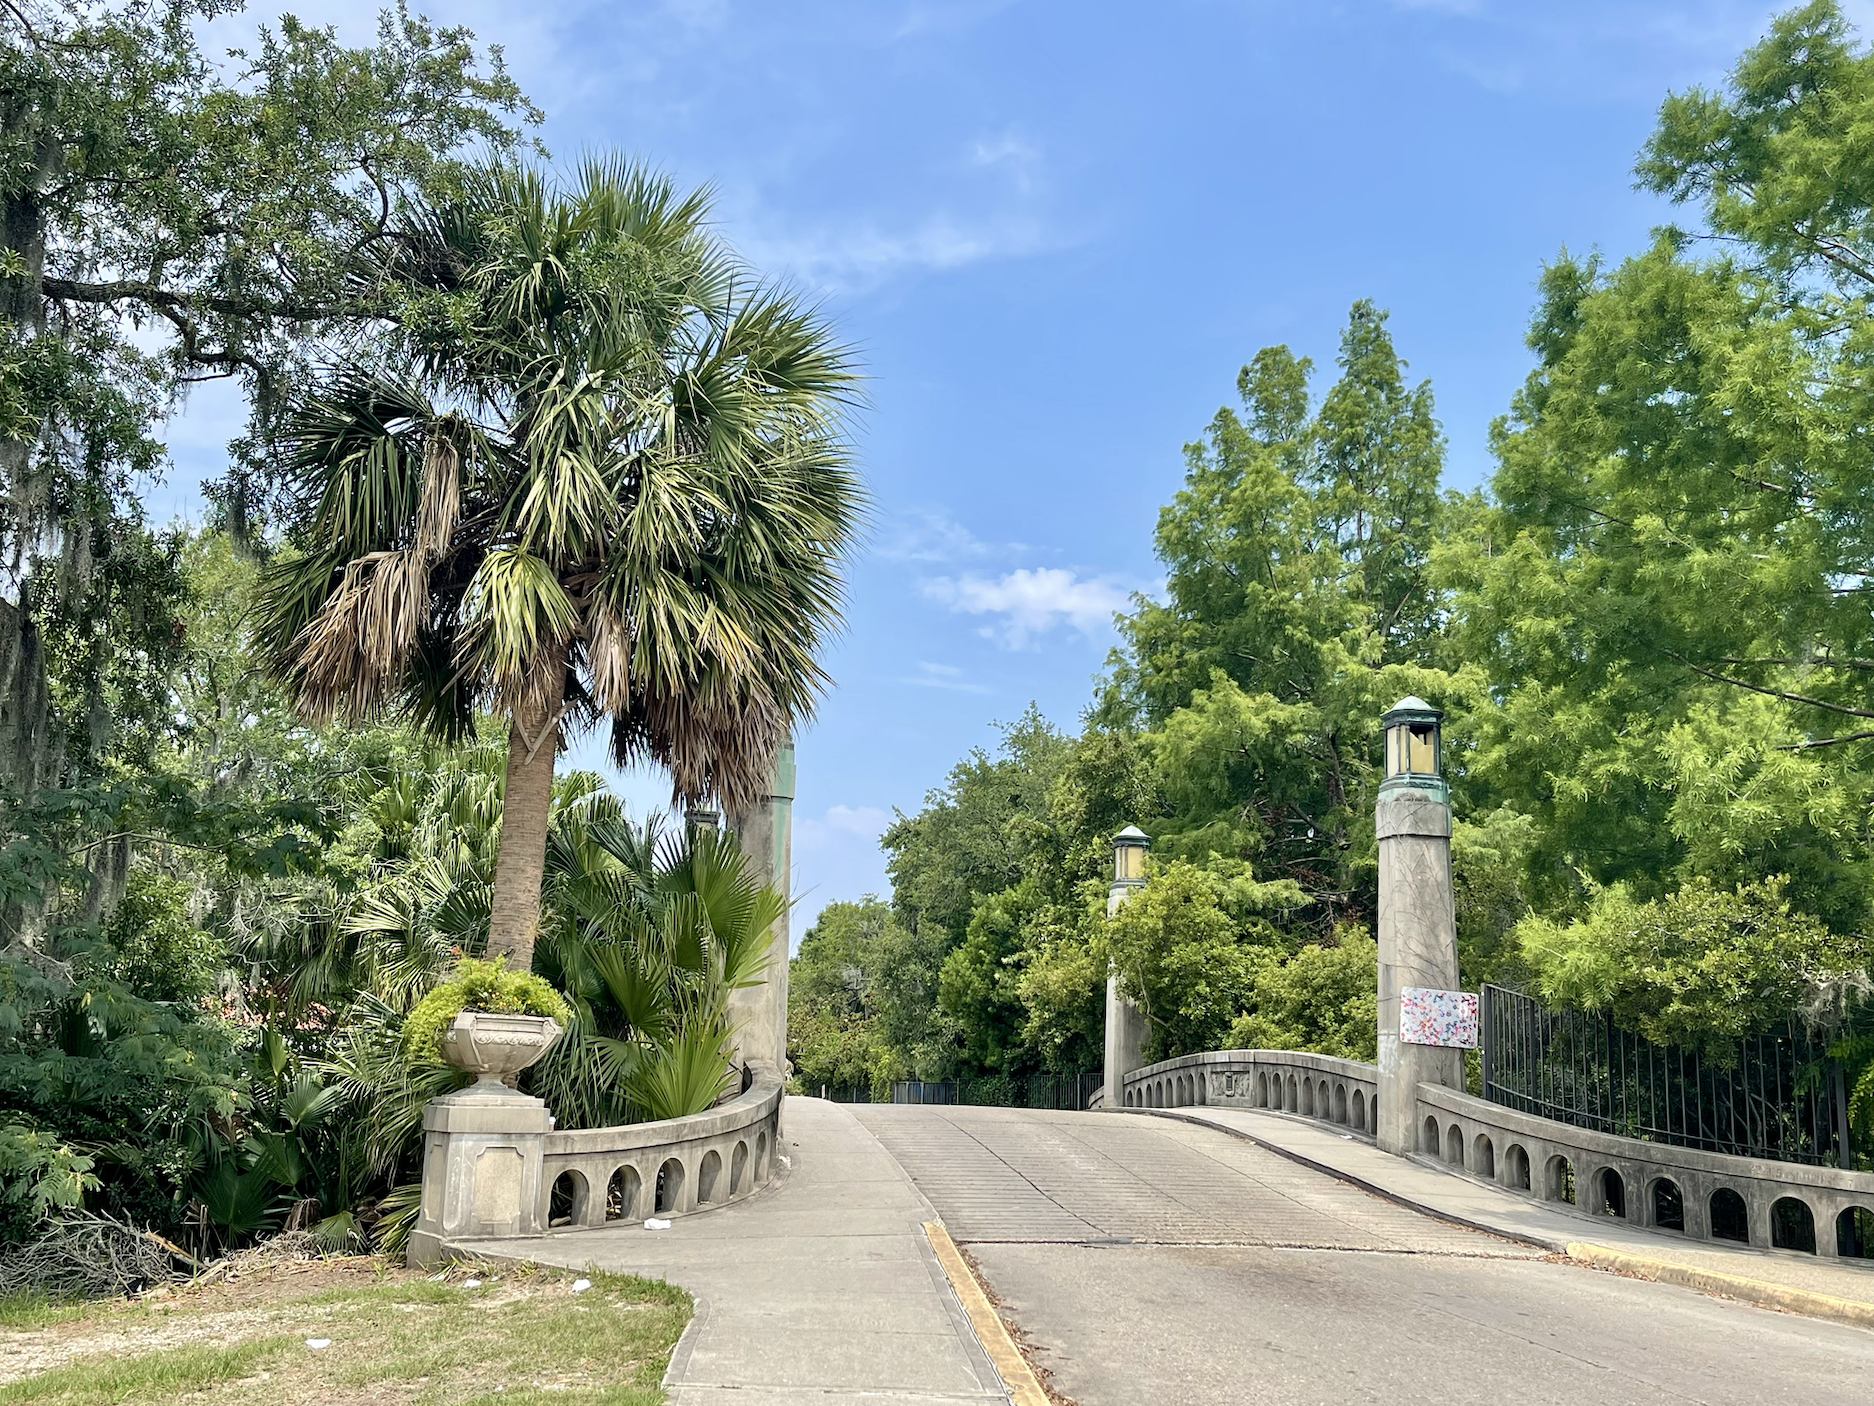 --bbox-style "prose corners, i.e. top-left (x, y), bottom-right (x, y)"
top-left (853, 1105), bottom-right (1874, 1406)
